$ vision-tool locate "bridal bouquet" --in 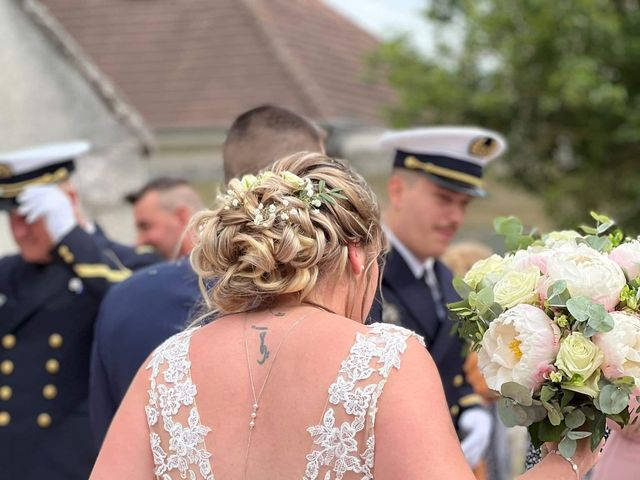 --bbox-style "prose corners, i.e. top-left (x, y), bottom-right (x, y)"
top-left (450, 212), bottom-right (640, 457)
